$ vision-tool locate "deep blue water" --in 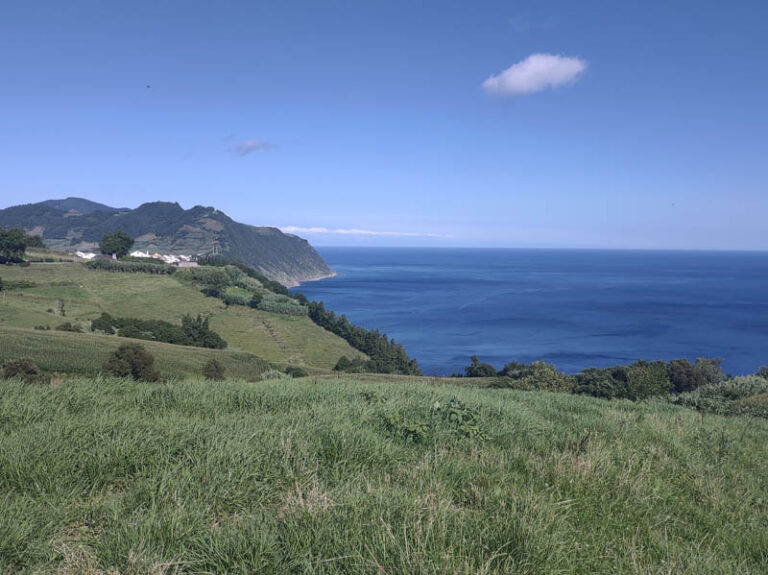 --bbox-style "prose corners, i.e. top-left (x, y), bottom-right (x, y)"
top-left (294, 248), bottom-right (768, 376)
